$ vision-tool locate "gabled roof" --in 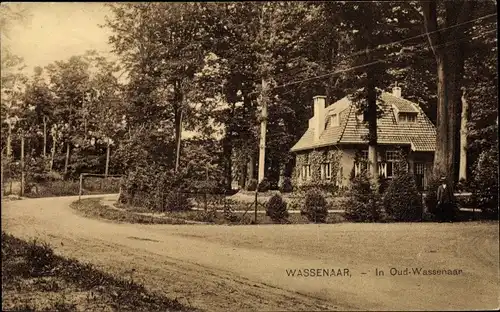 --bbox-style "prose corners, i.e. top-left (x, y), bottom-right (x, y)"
top-left (290, 91), bottom-right (436, 152)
